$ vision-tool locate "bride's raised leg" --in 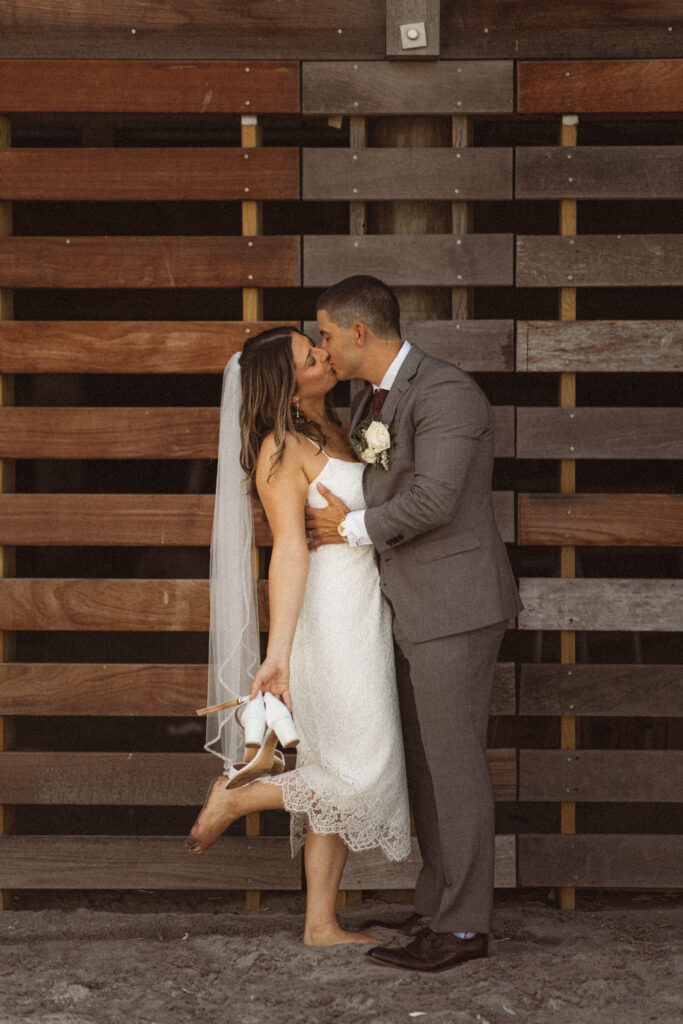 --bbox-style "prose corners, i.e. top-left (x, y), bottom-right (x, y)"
top-left (303, 830), bottom-right (377, 946)
top-left (185, 779), bottom-right (284, 855)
